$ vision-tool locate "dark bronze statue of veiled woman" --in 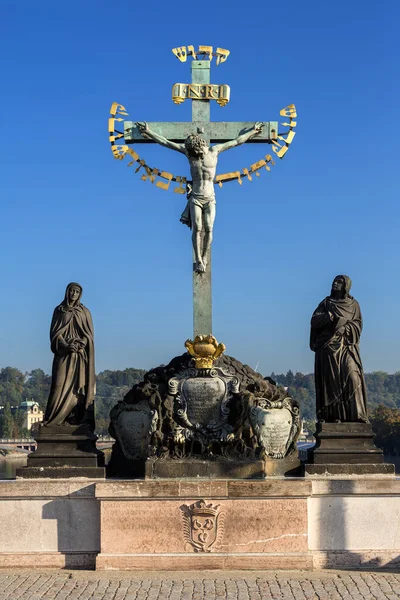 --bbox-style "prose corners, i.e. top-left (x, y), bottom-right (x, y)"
top-left (44, 283), bottom-right (95, 428)
top-left (310, 275), bottom-right (368, 423)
